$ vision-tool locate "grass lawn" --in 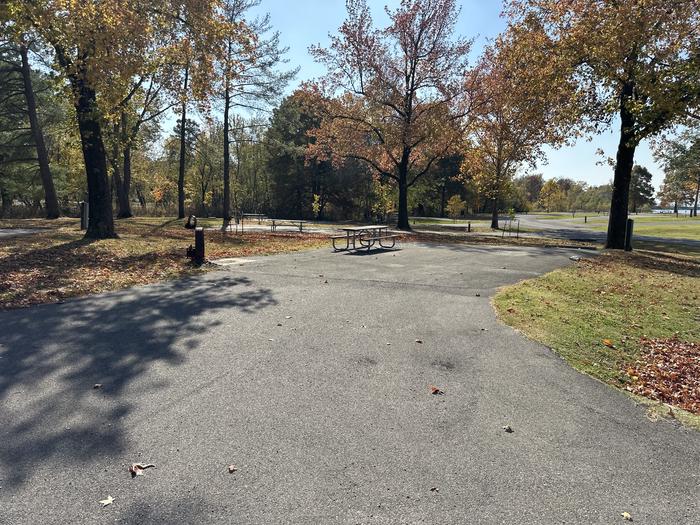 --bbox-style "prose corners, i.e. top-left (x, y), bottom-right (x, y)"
top-left (589, 220), bottom-right (700, 241)
top-left (526, 213), bottom-right (700, 241)
top-left (494, 249), bottom-right (700, 427)
top-left (0, 217), bottom-right (328, 310)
